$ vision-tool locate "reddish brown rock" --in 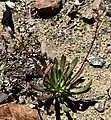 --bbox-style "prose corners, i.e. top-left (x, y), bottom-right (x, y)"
top-left (0, 103), bottom-right (40, 120)
top-left (35, 0), bottom-right (62, 18)
top-left (36, 0), bottom-right (60, 9)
